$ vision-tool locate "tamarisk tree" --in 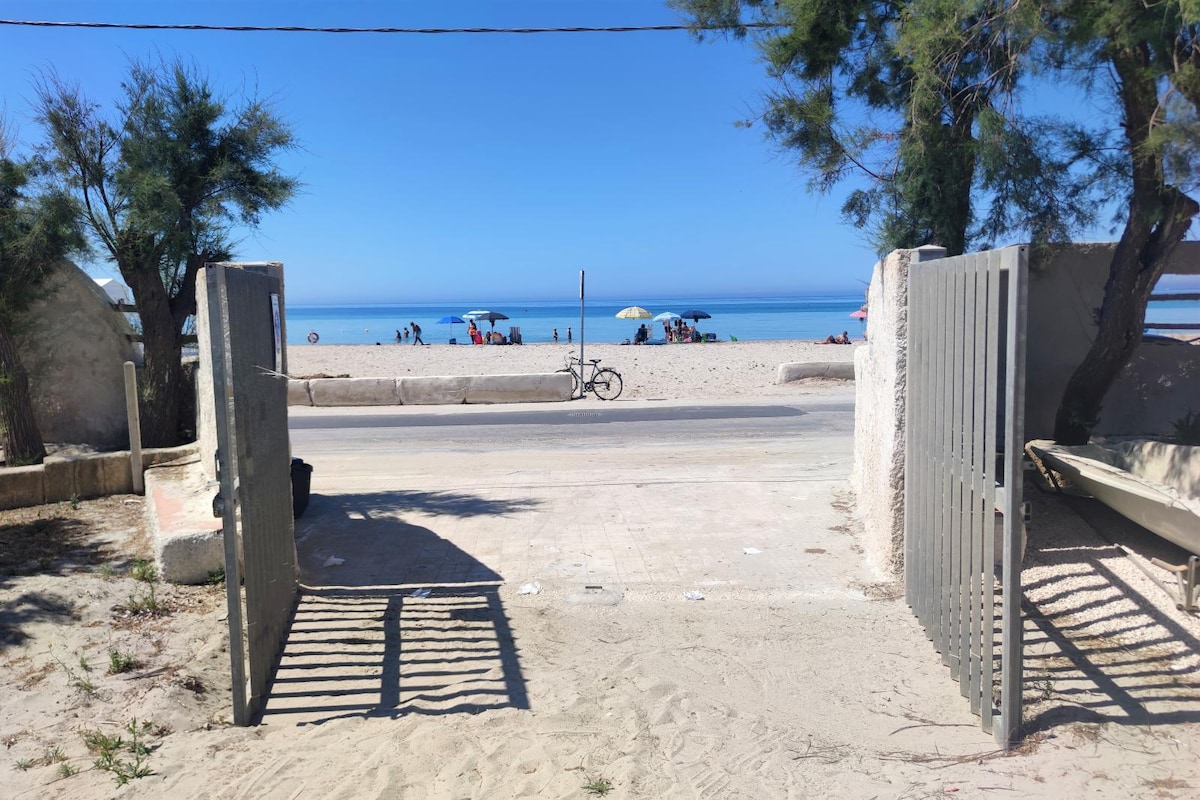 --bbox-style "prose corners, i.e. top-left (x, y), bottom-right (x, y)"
top-left (36, 59), bottom-right (298, 447)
